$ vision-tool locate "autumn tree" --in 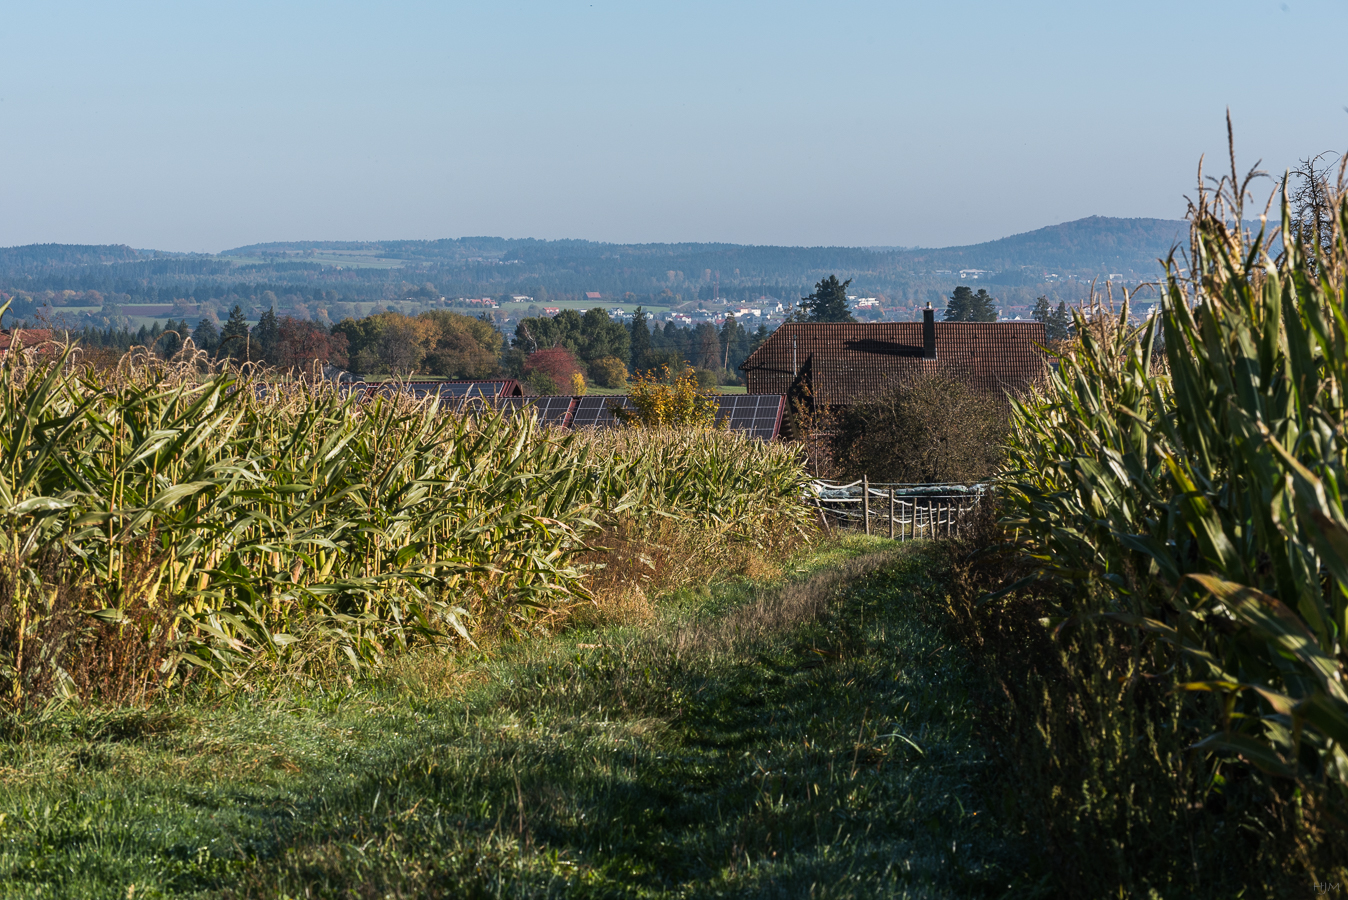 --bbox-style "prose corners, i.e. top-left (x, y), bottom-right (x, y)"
top-left (274, 317), bottom-right (349, 370)
top-left (523, 347), bottom-right (583, 395)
